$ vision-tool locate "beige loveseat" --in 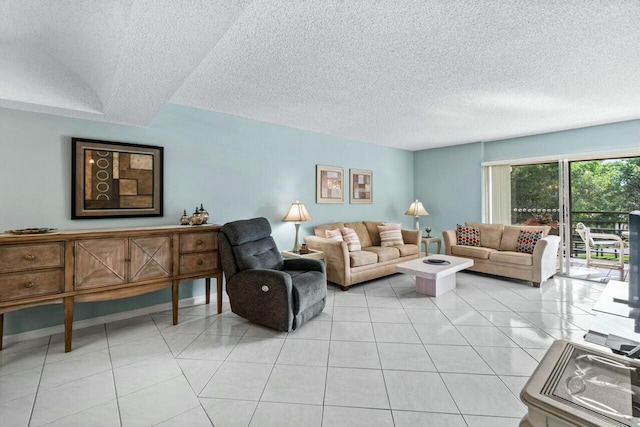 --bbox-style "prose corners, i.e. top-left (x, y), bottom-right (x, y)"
top-left (443, 222), bottom-right (560, 287)
top-left (305, 221), bottom-right (420, 290)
